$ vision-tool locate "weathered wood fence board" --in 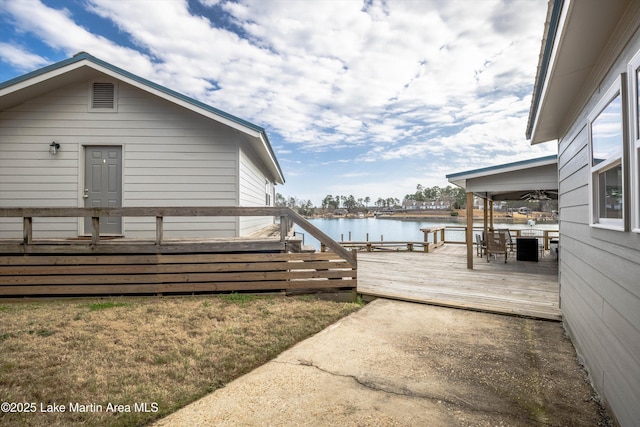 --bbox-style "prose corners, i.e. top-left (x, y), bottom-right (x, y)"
top-left (0, 241), bottom-right (286, 255)
top-left (0, 252), bottom-right (356, 296)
